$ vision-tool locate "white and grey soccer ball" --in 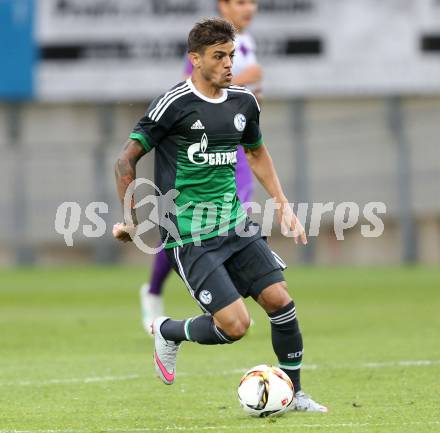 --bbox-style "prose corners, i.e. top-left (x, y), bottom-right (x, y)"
top-left (237, 364), bottom-right (294, 417)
